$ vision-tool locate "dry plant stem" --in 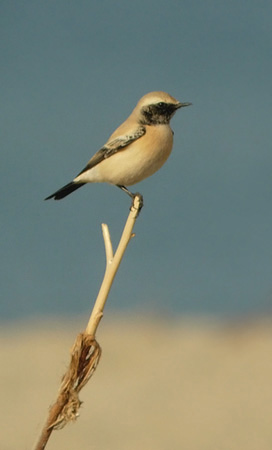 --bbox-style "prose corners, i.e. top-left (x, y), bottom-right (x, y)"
top-left (85, 194), bottom-right (141, 336)
top-left (33, 195), bottom-right (142, 450)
